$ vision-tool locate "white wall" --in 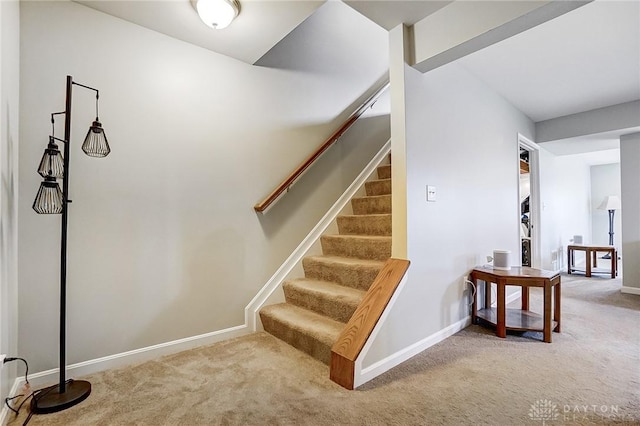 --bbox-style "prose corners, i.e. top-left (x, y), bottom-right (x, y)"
top-left (538, 152), bottom-right (592, 270)
top-left (620, 133), bottom-right (640, 290)
top-left (19, 1), bottom-right (389, 373)
top-left (590, 163), bottom-right (621, 247)
top-left (0, 0), bottom-right (20, 400)
top-left (364, 61), bottom-right (535, 365)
